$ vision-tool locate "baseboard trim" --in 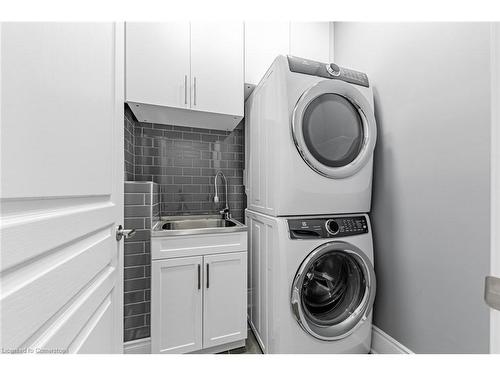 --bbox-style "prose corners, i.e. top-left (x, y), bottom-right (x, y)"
top-left (370, 326), bottom-right (413, 354)
top-left (123, 338), bottom-right (151, 354)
